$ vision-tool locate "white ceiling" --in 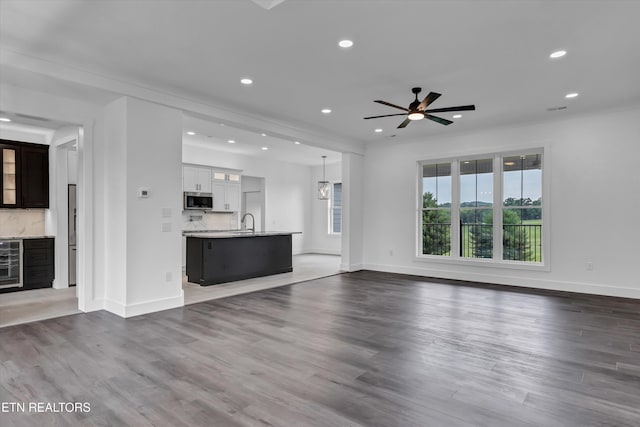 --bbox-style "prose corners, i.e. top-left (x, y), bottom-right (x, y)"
top-left (1, 0), bottom-right (640, 163)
